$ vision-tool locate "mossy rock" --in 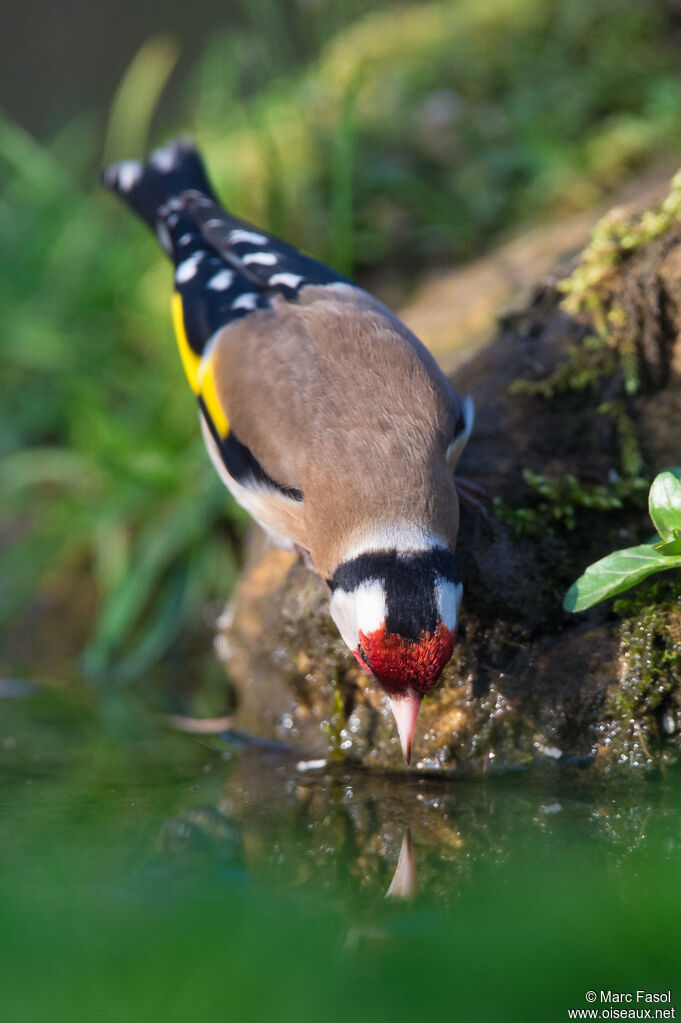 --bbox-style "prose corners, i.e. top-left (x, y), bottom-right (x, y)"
top-left (219, 187), bottom-right (681, 774)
